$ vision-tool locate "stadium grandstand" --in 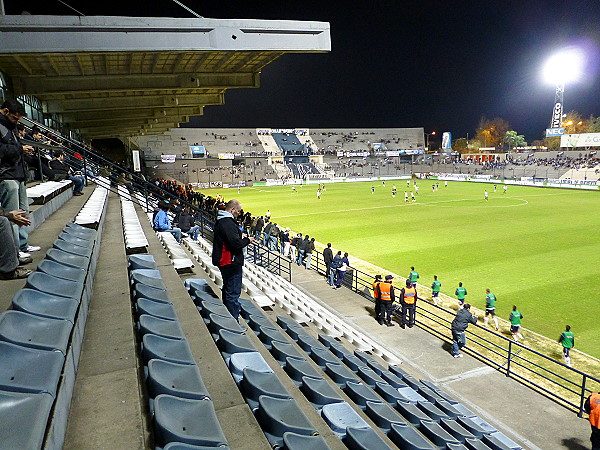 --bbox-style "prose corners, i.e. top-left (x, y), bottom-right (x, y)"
top-left (0, 11), bottom-right (598, 450)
